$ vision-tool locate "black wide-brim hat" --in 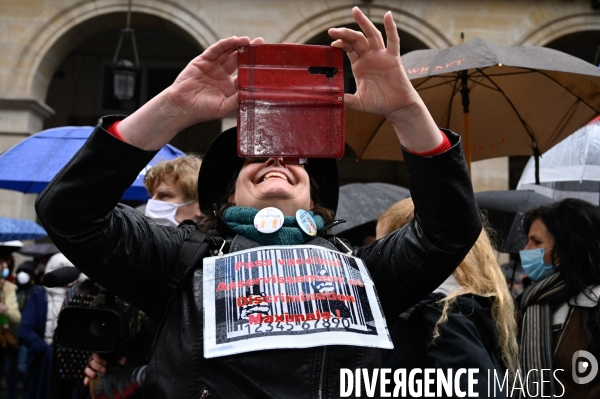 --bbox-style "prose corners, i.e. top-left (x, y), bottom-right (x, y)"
top-left (198, 127), bottom-right (339, 216)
